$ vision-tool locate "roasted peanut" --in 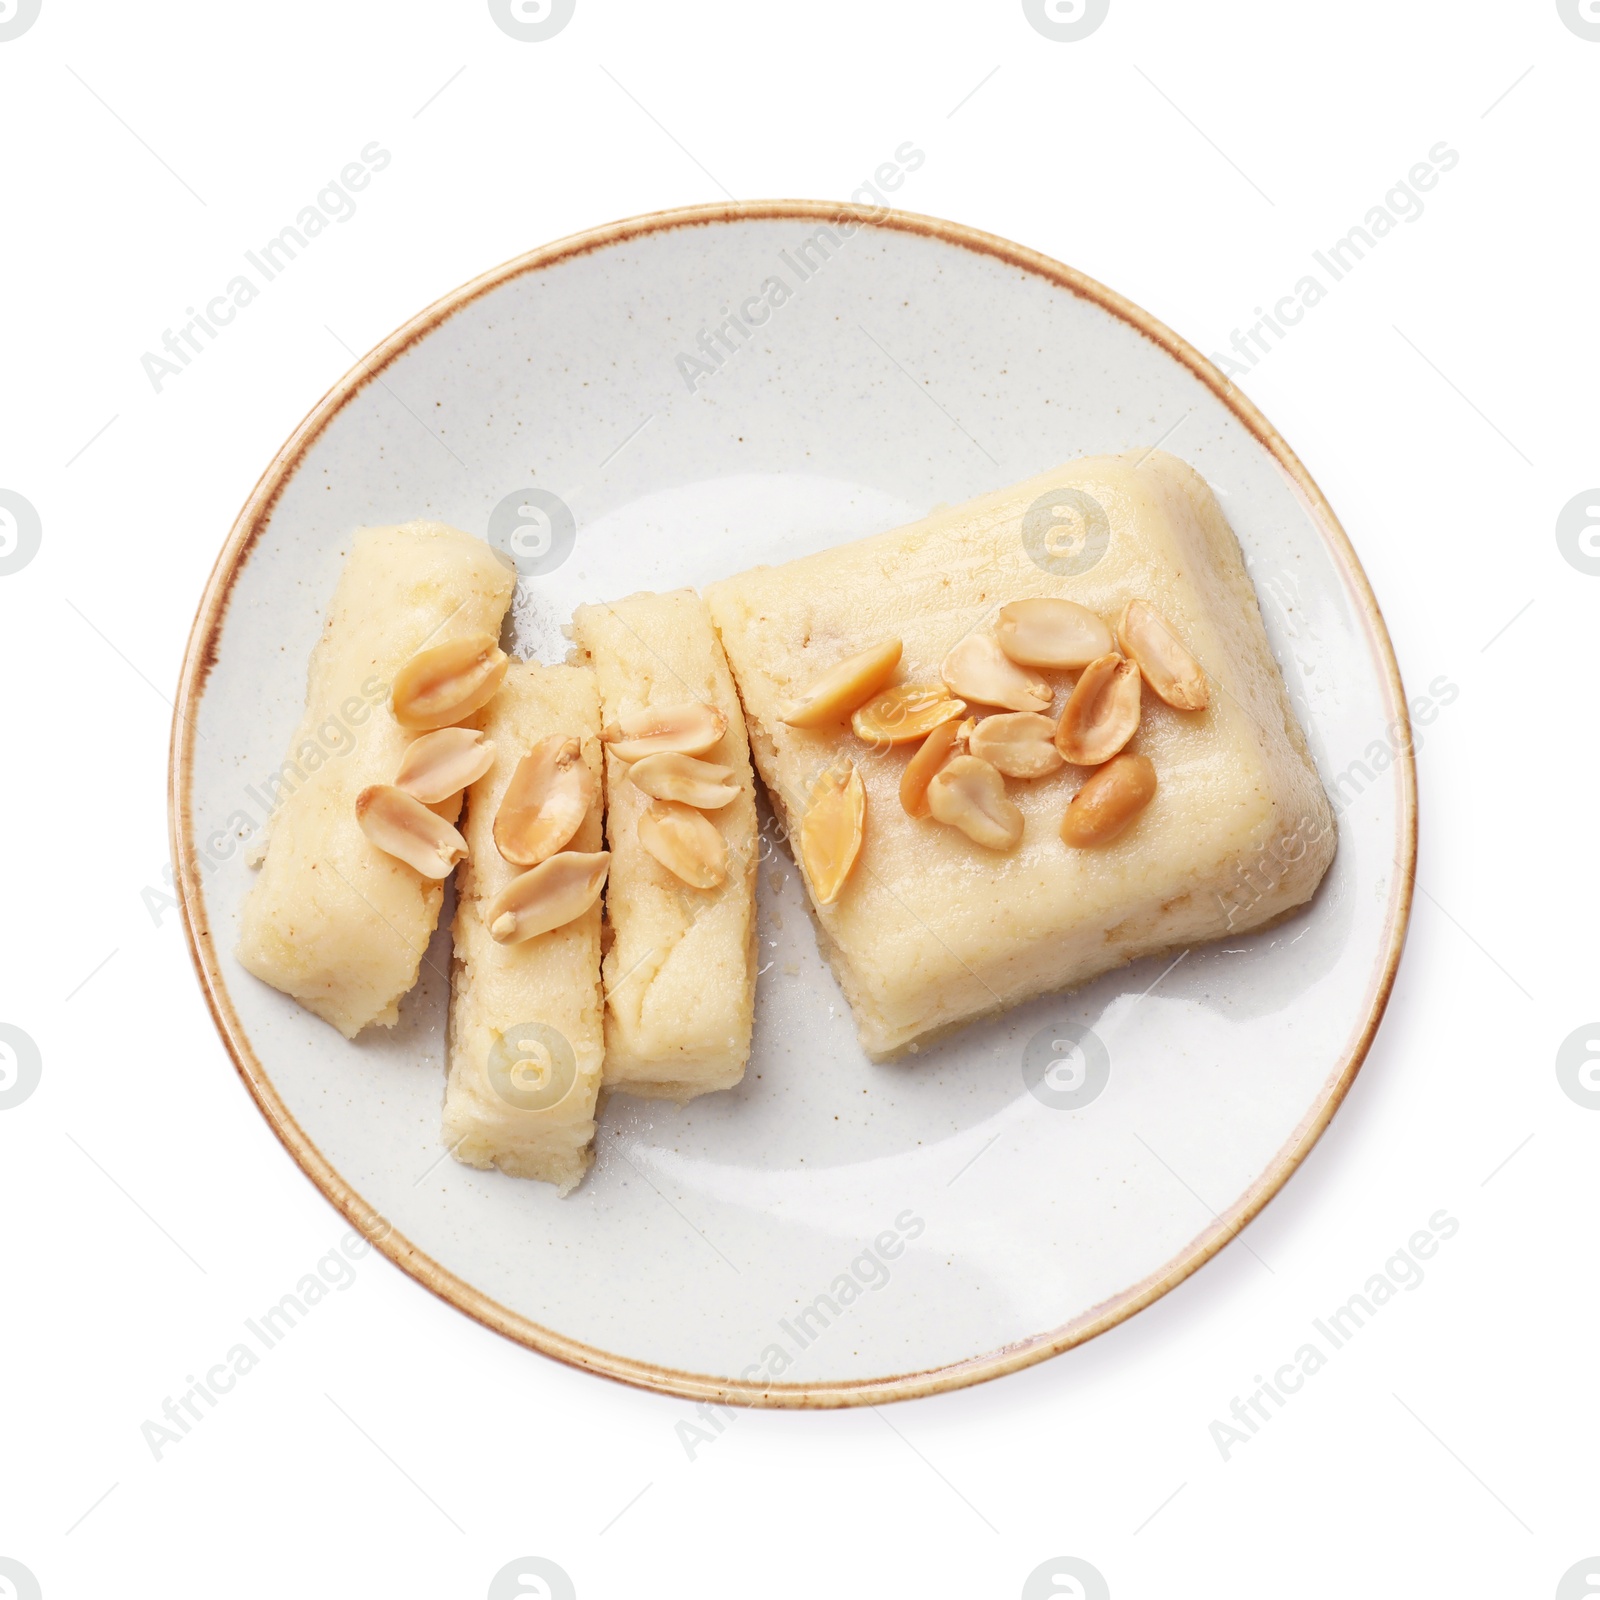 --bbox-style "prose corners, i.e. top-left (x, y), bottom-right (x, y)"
top-left (852, 683), bottom-right (966, 746)
top-left (926, 754), bottom-right (1024, 851)
top-left (799, 760), bottom-right (866, 904)
top-left (494, 736), bottom-right (596, 867)
top-left (968, 712), bottom-right (1064, 779)
top-left (391, 634), bottom-right (508, 730)
top-left (1054, 652), bottom-right (1141, 765)
top-left (628, 752), bottom-right (740, 810)
top-left (996, 598), bottom-right (1112, 669)
top-left (899, 717), bottom-right (965, 817)
top-left (355, 785), bottom-right (469, 878)
top-left (602, 701), bottom-right (726, 762)
top-left (1060, 753), bottom-right (1157, 846)
top-left (1116, 599), bottom-right (1208, 710)
top-left (486, 851), bottom-right (610, 943)
top-left (941, 632), bottom-right (1052, 712)
top-left (394, 727), bottom-right (496, 804)
top-left (782, 640), bottom-right (903, 727)
top-left (637, 801), bottom-right (728, 889)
